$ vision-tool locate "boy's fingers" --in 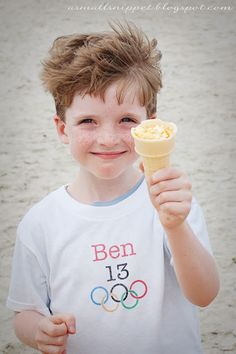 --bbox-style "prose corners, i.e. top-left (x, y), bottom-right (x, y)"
top-left (40, 343), bottom-right (66, 353)
top-left (50, 314), bottom-right (76, 334)
top-left (149, 178), bottom-right (183, 195)
top-left (65, 317), bottom-right (76, 334)
top-left (150, 167), bottom-right (181, 184)
top-left (36, 329), bottom-right (68, 345)
top-left (40, 320), bottom-right (67, 337)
